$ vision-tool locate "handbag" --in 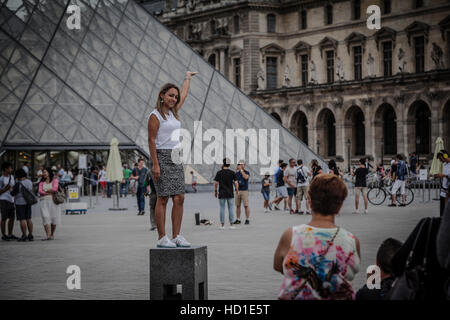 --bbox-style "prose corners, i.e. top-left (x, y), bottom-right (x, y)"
top-left (52, 184), bottom-right (66, 205)
top-left (289, 227), bottom-right (341, 298)
top-left (19, 182), bottom-right (38, 205)
top-left (388, 218), bottom-right (433, 300)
